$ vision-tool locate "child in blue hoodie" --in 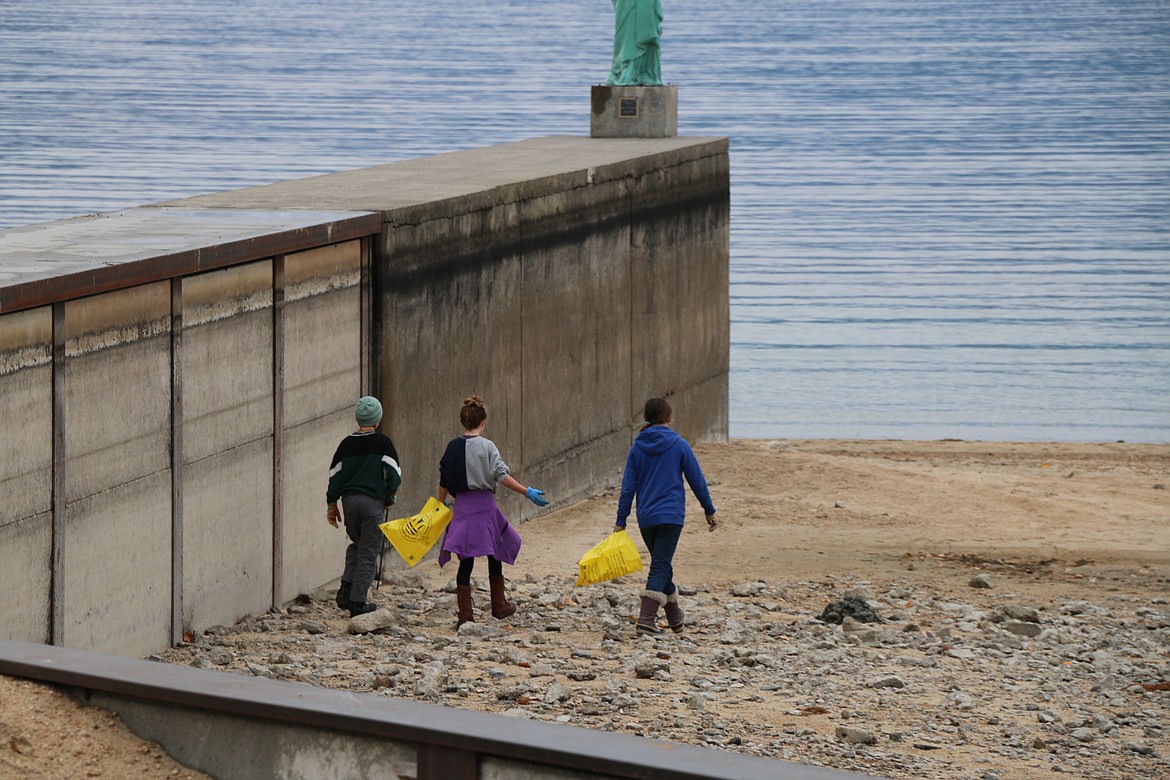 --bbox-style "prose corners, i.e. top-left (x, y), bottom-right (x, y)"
top-left (615, 397), bottom-right (717, 635)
